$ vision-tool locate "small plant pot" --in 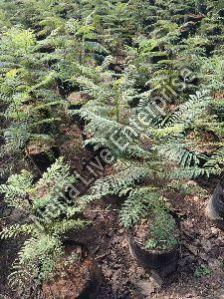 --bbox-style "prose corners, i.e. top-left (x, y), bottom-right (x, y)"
top-left (206, 180), bottom-right (224, 229)
top-left (129, 237), bottom-right (179, 280)
top-left (43, 240), bottom-right (101, 299)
